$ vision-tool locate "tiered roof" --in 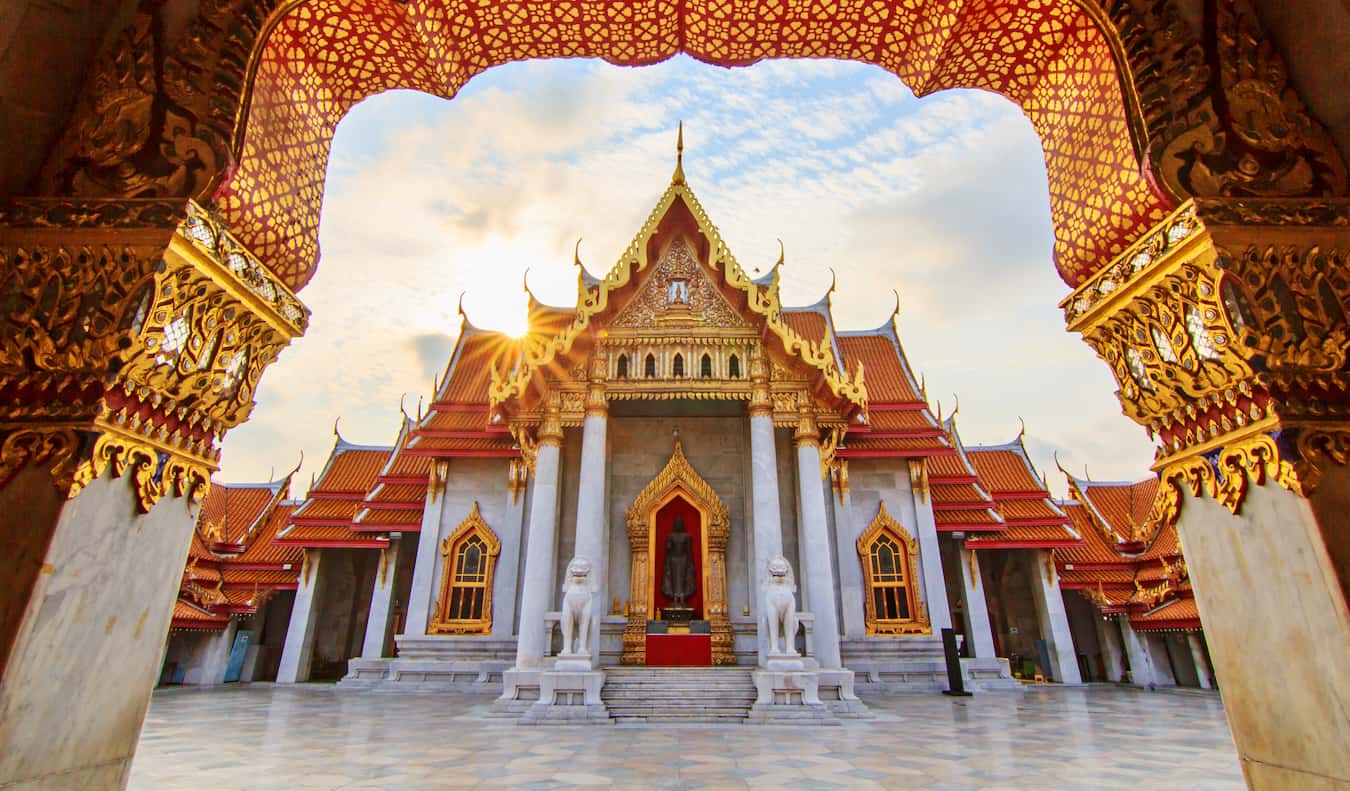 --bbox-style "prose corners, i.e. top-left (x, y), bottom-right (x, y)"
top-left (1057, 473), bottom-right (1199, 632)
top-left (171, 474), bottom-right (303, 631)
top-left (353, 418), bottom-right (433, 533)
top-left (276, 431), bottom-right (393, 549)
